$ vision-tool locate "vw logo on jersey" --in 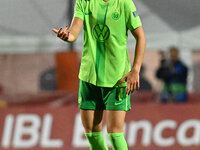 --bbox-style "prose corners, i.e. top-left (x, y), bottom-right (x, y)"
top-left (93, 24), bottom-right (110, 42)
